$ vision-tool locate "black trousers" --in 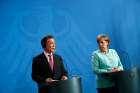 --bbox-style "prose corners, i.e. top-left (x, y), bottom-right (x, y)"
top-left (97, 86), bottom-right (118, 93)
